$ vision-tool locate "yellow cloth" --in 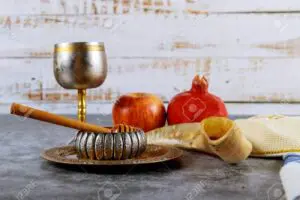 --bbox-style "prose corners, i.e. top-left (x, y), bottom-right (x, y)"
top-left (236, 115), bottom-right (300, 157)
top-left (146, 115), bottom-right (300, 164)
